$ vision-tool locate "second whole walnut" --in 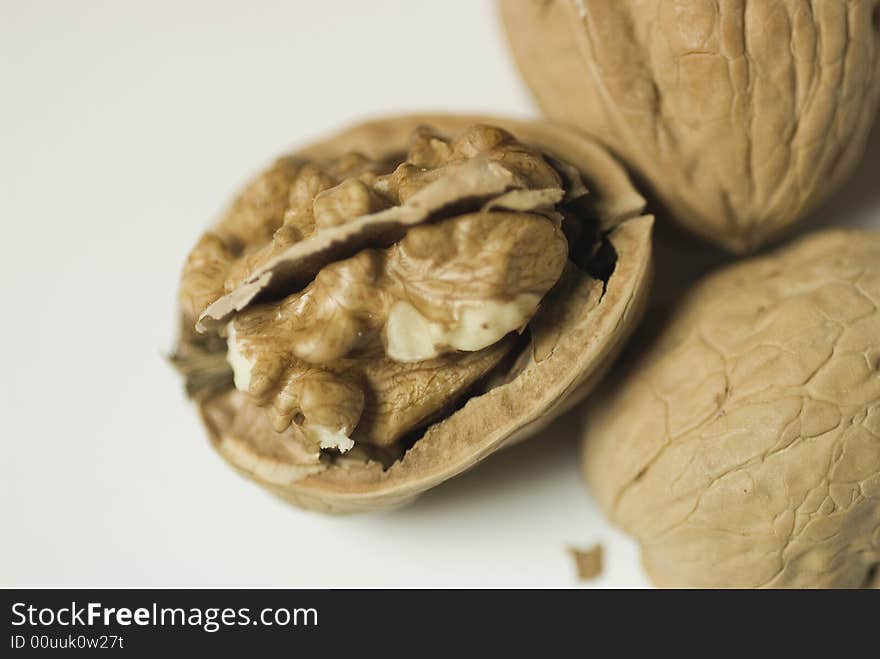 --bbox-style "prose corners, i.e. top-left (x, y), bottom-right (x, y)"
top-left (582, 228), bottom-right (880, 588)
